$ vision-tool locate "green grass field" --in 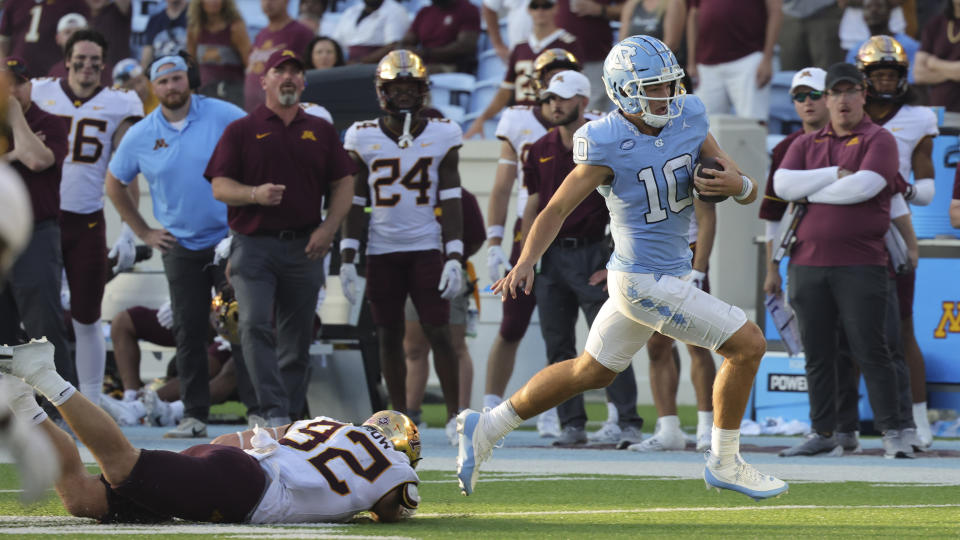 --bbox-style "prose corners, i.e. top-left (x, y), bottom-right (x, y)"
top-left (1, 466), bottom-right (958, 538)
